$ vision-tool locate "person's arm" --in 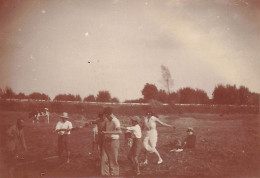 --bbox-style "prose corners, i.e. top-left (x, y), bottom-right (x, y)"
top-left (126, 126), bottom-right (136, 131)
top-left (84, 119), bottom-right (99, 127)
top-left (55, 122), bottom-right (60, 132)
top-left (56, 129), bottom-right (69, 132)
top-left (102, 128), bottom-right (122, 134)
top-left (68, 121), bottom-right (73, 130)
top-left (120, 126), bottom-right (128, 130)
top-left (155, 117), bottom-right (173, 127)
top-left (181, 136), bottom-right (188, 148)
top-left (120, 125), bottom-right (134, 130)
top-left (7, 125), bottom-right (15, 138)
